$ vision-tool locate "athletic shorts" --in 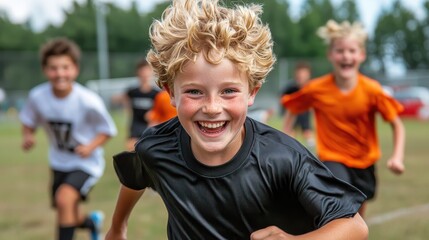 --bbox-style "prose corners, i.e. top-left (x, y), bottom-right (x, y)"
top-left (51, 170), bottom-right (98, 207)
top-left (323, 161), bottom-right (376, 200)
top-left (294, 111), bottom-right (312, 131)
